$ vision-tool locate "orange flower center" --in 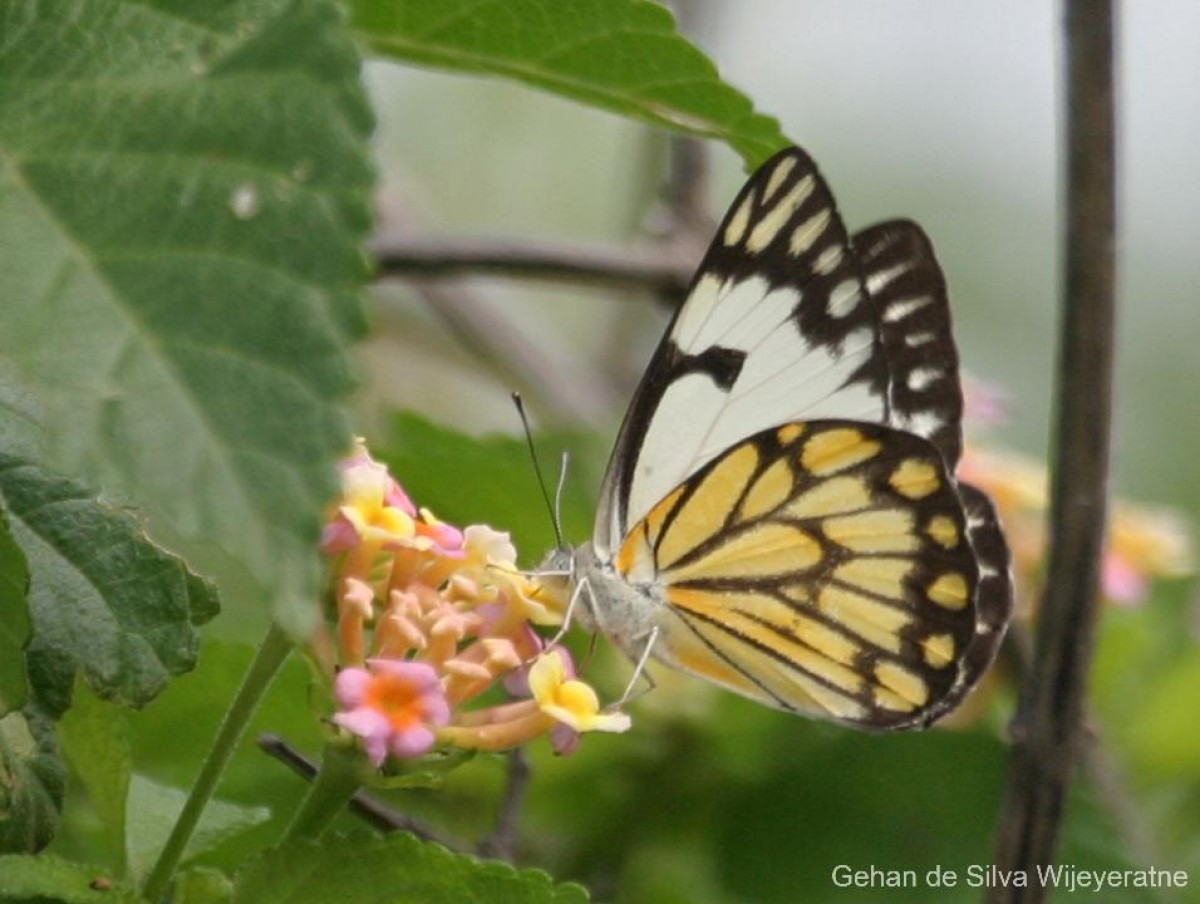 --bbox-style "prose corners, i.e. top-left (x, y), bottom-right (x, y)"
top-left (364, 673), bottom-right (424, 730)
